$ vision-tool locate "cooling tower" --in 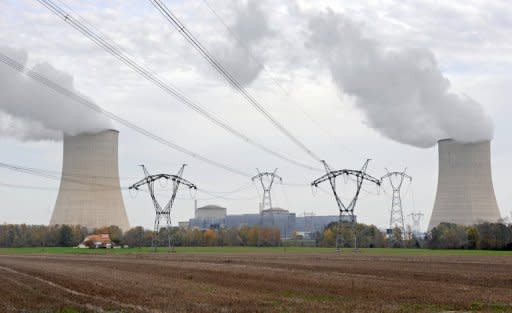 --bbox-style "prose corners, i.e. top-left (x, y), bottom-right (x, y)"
top-left (50, 129), bottom-right (130, 230)
top-left (428, 139), bottom-right (501, 230)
